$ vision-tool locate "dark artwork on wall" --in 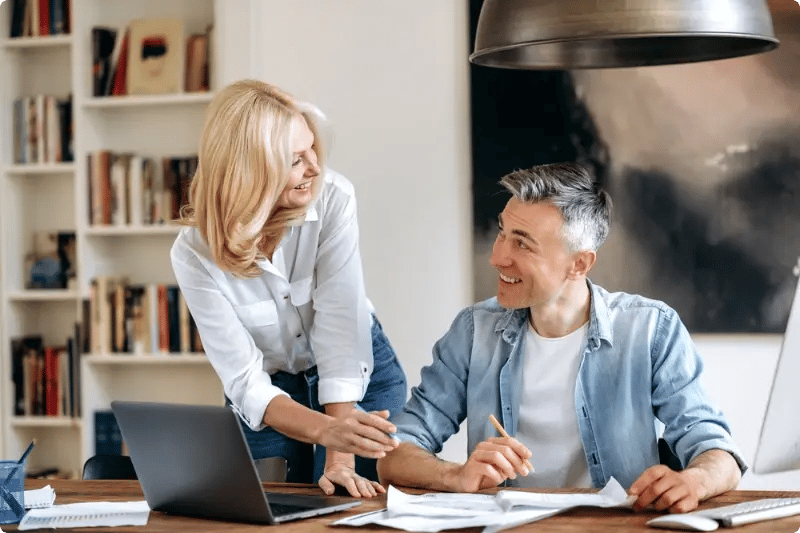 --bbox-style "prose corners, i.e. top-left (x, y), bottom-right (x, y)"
top-left (469, 0), bottom-right (800, 333)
